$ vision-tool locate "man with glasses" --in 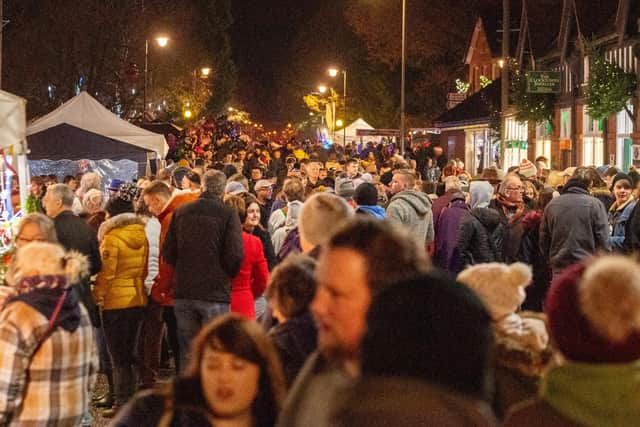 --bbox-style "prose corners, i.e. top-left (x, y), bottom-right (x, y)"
top-left (490, 174), bottom-right (529, 264)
